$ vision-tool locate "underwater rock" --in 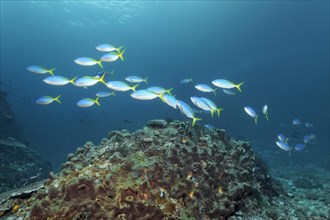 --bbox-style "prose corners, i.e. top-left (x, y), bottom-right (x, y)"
top-left (2, 120), bottom-right (282, 219)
